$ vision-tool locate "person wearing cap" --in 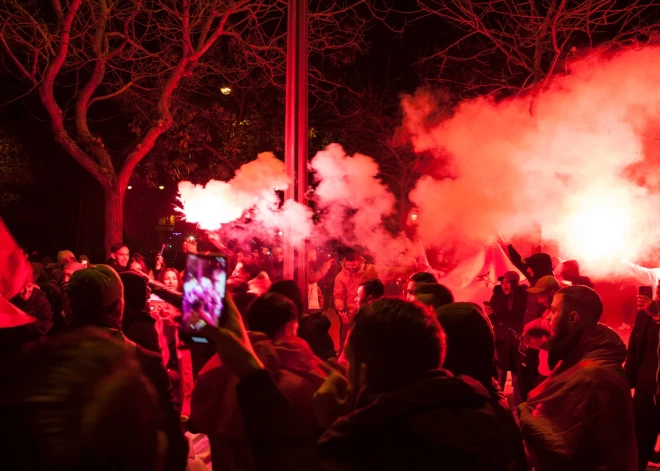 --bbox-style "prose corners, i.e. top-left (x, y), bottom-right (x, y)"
top-left (56, 249), bottom-right (76, 267)
top-left (517, 275), bottom-right (561, 401)
top-left (488, 271), bottom-right (527, 401)
top-left (66, 264), bottom-right (188, 471)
